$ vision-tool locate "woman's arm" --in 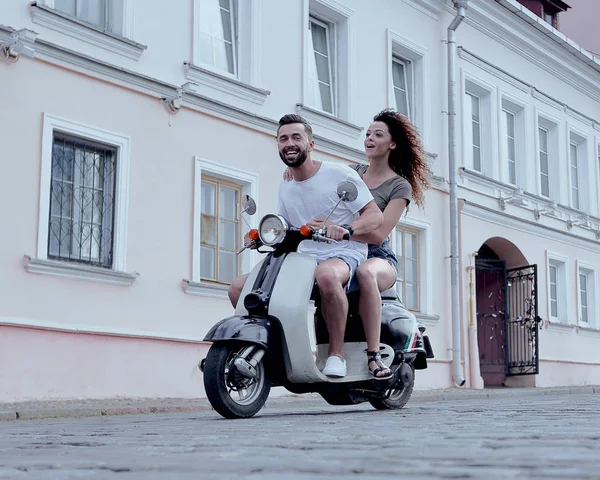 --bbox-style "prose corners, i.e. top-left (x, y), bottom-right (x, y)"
top-left (351, 198), bottom-right (407, 245)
